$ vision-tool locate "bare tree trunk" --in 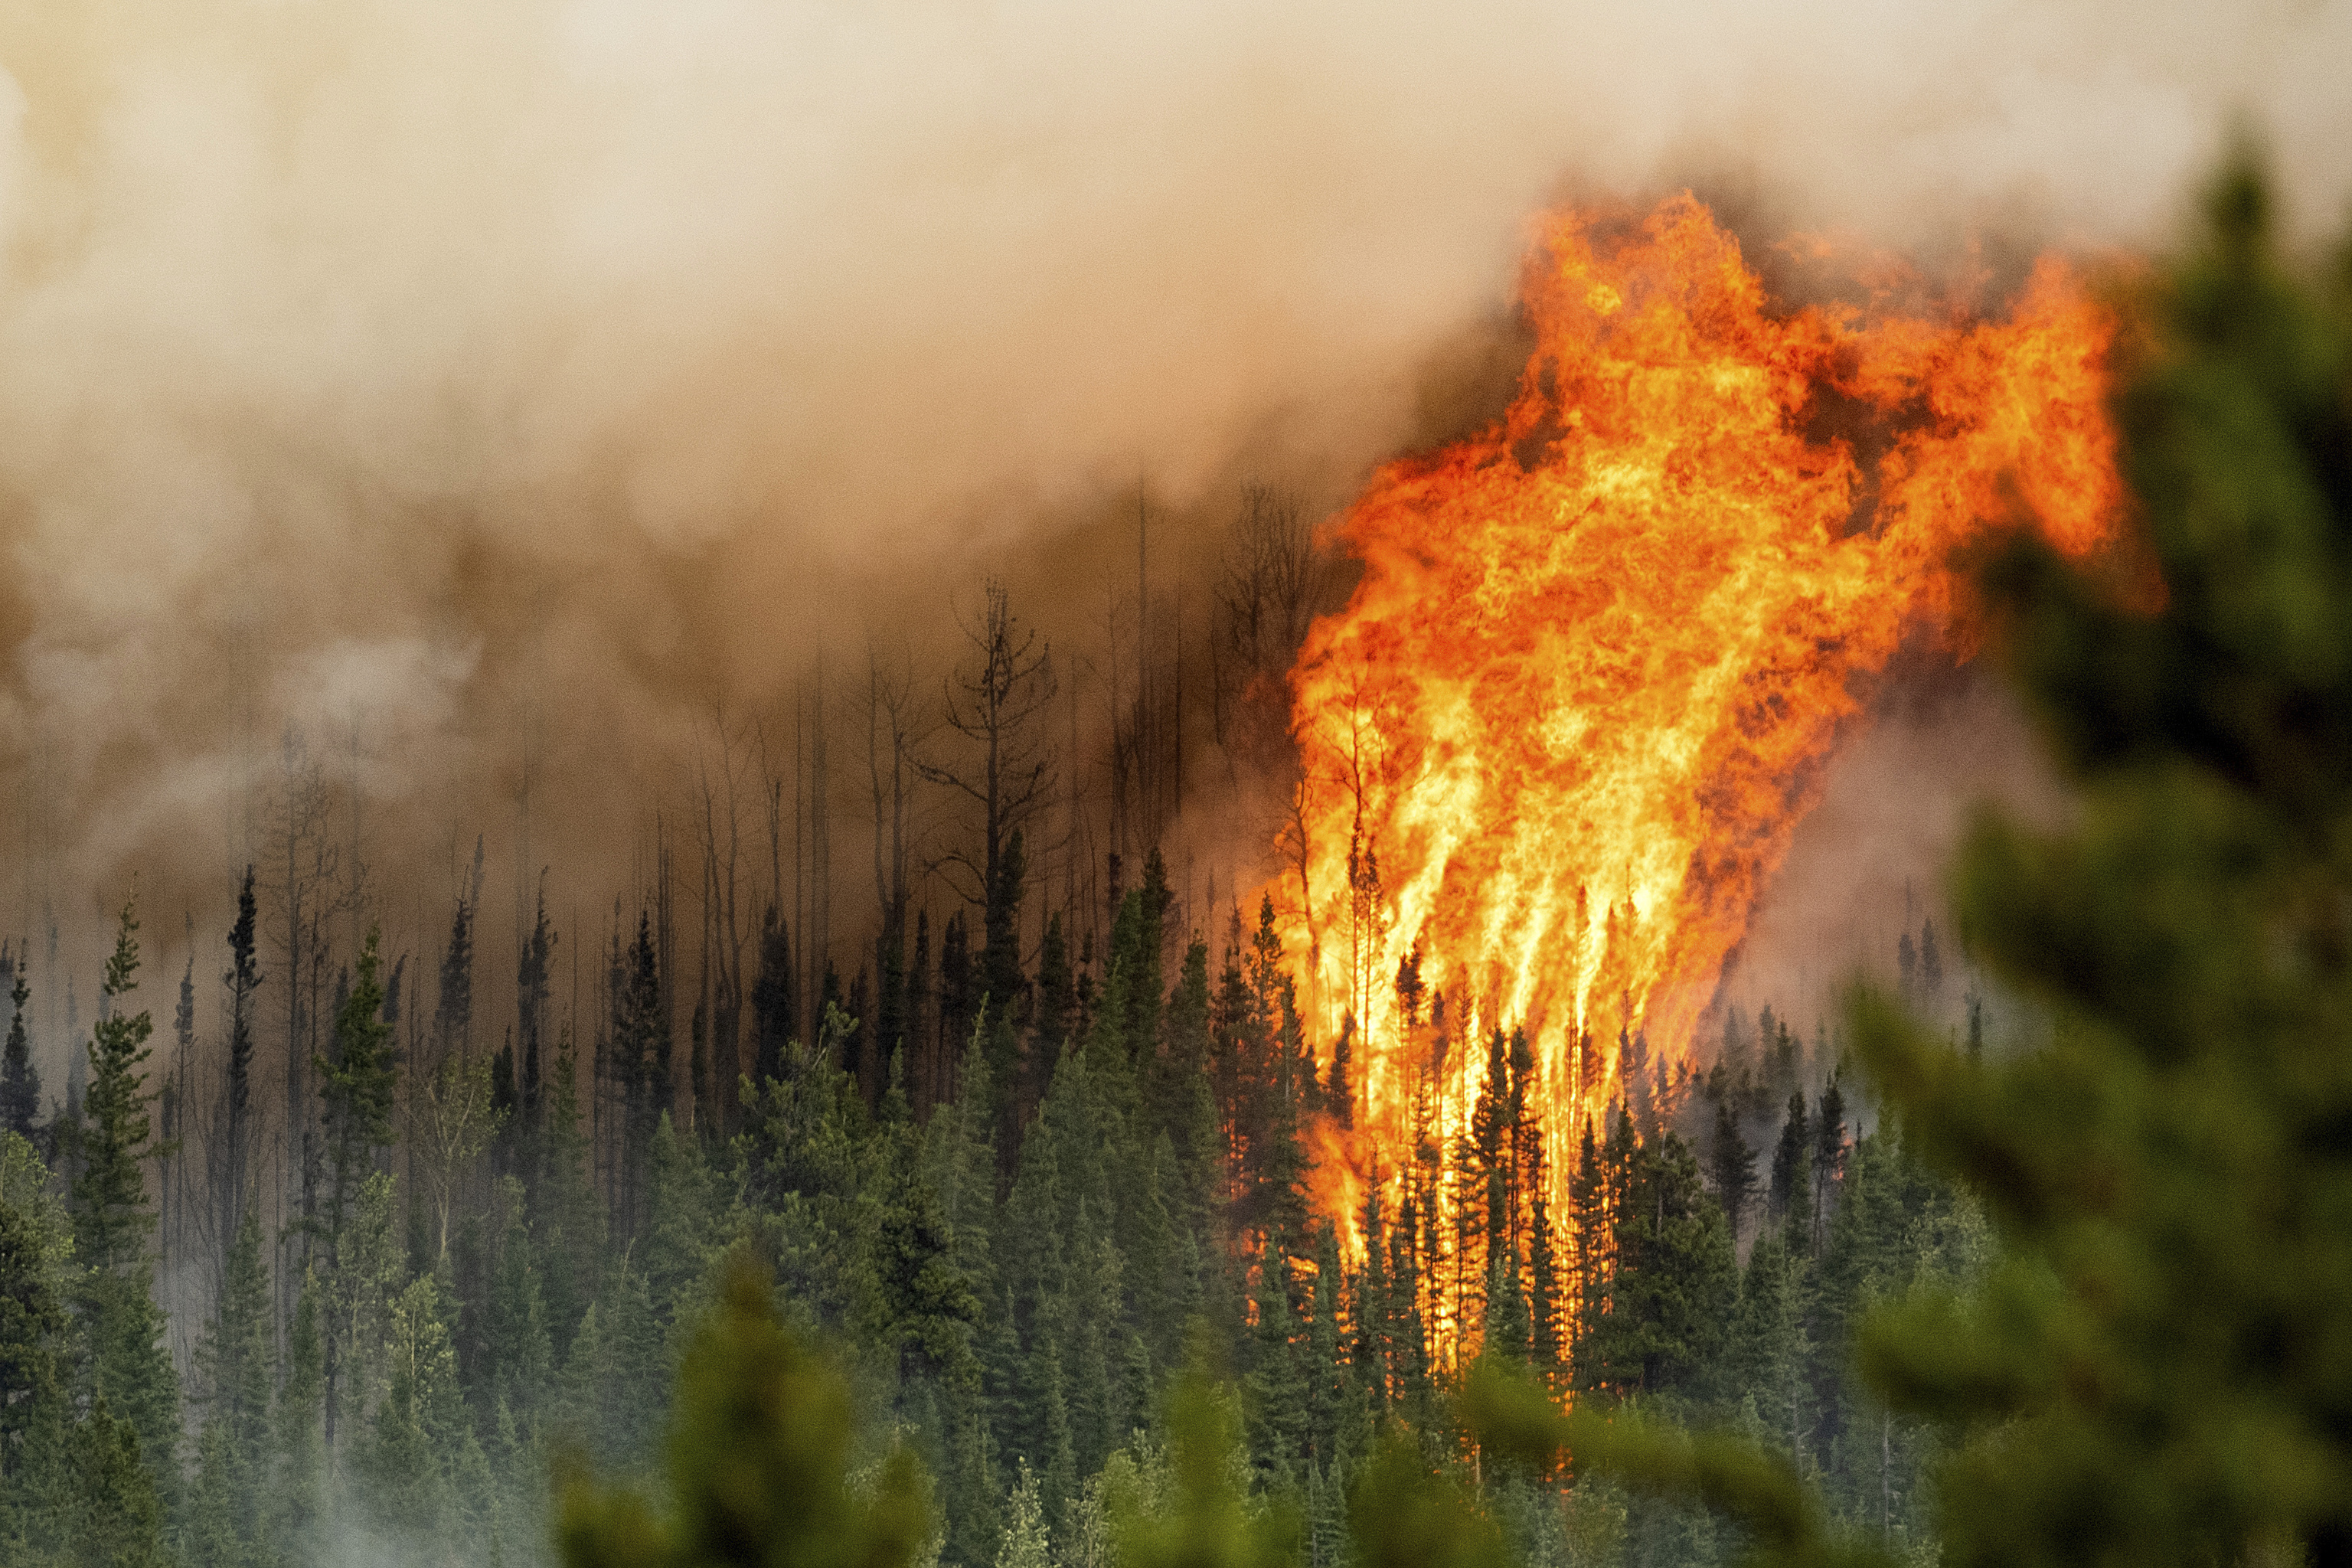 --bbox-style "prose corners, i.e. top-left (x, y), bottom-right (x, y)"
top-left (810, 661), bottom-right (829, 1043)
